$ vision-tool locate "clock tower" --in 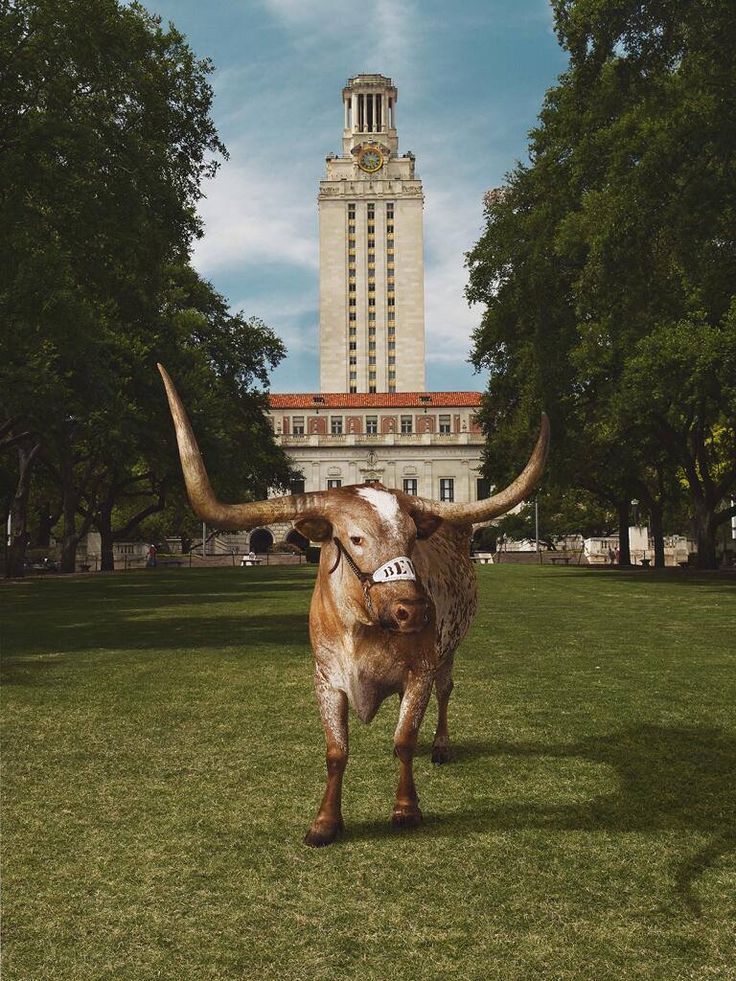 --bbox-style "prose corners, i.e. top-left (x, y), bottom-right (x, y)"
top-left (319, 74), bottom-right (426, 394)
